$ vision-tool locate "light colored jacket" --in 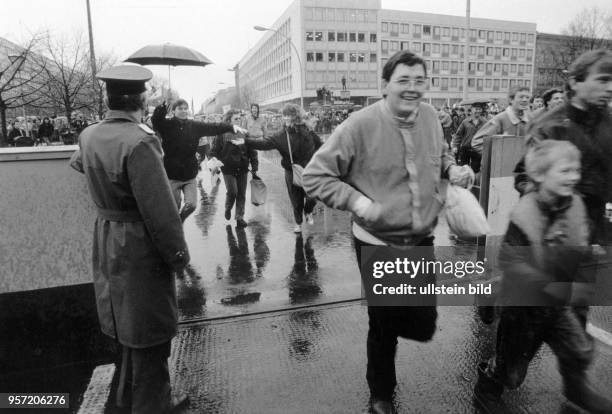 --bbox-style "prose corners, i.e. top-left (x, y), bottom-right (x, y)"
top-left (471, 106), bottom-right (531, 153)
